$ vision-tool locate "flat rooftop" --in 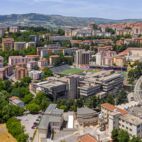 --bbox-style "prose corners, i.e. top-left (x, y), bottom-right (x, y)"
top-left (77, 107), bottom-right (97, 116)
top-left (120, 114), bottom-right (142, 126)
